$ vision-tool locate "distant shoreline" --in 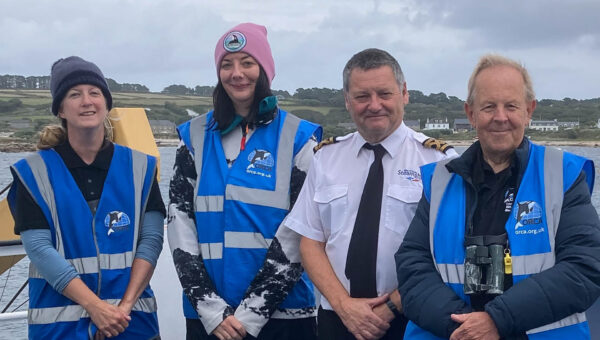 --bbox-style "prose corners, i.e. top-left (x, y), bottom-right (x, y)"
top-left (153, 138), bottom-right (600, 148)
top-left (447, 139), bottom-right (600, 147)
top-left (1, 138), bottom-right (598, 153)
